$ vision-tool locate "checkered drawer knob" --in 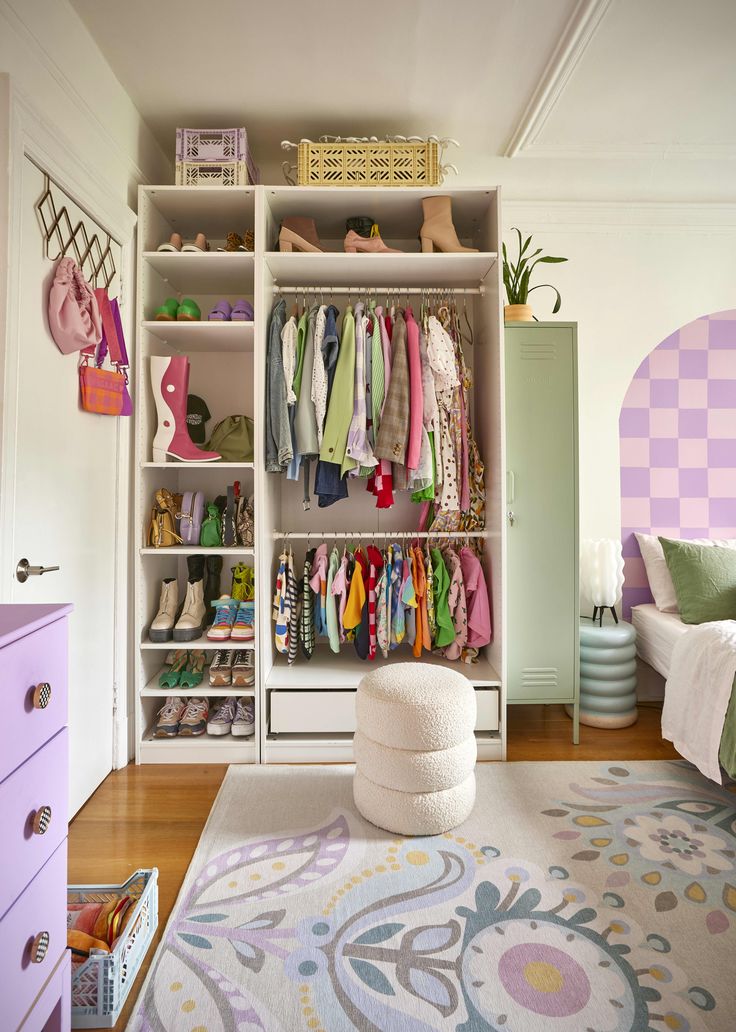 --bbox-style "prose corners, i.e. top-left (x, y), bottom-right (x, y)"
top-left (30, 930), bottom-right (49, 964)
top-left (32, 683), bottom-right (52, 709)
top-left (32, 806), bottom-right (52, 836)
